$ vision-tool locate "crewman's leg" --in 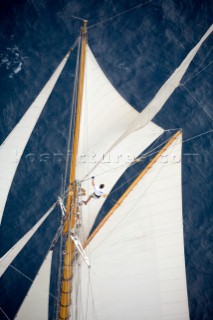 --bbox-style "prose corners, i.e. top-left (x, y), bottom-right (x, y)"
top-left (83, 194), bottom-right (93, 205)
